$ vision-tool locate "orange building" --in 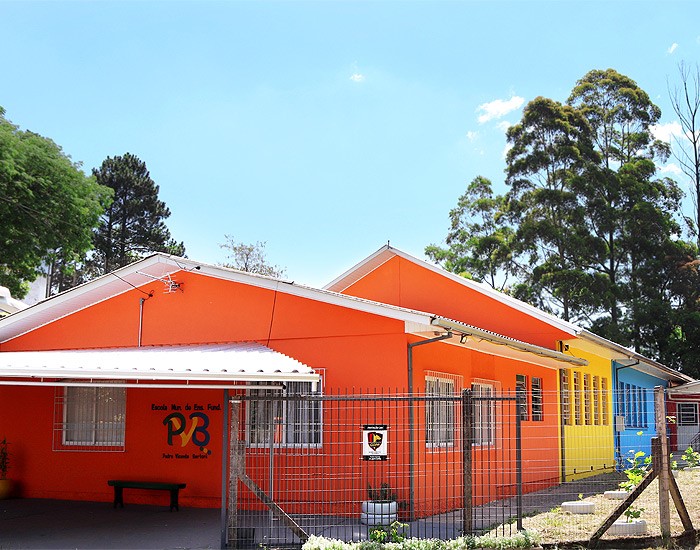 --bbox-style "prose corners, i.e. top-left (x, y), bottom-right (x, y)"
top-left (0, 253), bottom-right (585, 521)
